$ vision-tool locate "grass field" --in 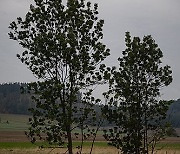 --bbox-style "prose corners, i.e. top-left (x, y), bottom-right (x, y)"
top-left (0, 141), bottom-right (109, 149)
top-left (0, 114), bottom-right (29, 131)
top-left (0, 113), bottom-right (180, 153)
top-left (0, 143), bottom-right (180, 154)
